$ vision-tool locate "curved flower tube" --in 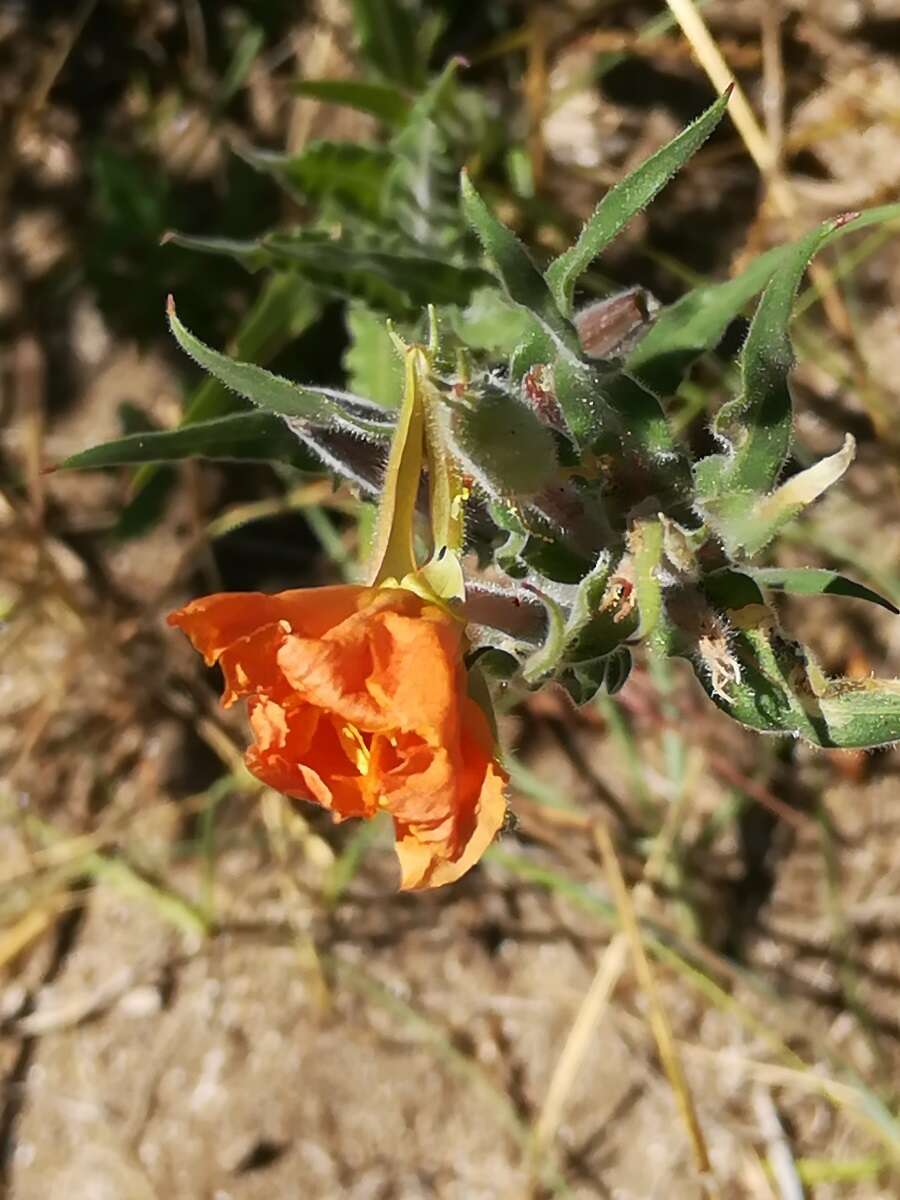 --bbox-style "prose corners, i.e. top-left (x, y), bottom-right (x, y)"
top-left (169, 583), bottom-right (507, 890)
